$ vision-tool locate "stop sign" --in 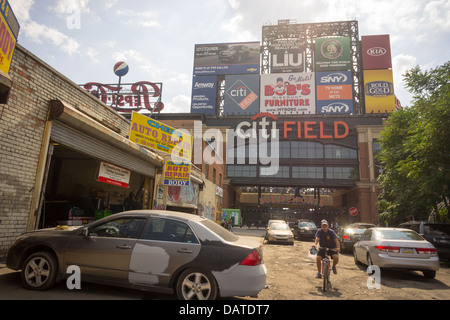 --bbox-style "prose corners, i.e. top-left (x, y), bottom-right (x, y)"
top-left (349, 207), bottom-right (358, 216)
